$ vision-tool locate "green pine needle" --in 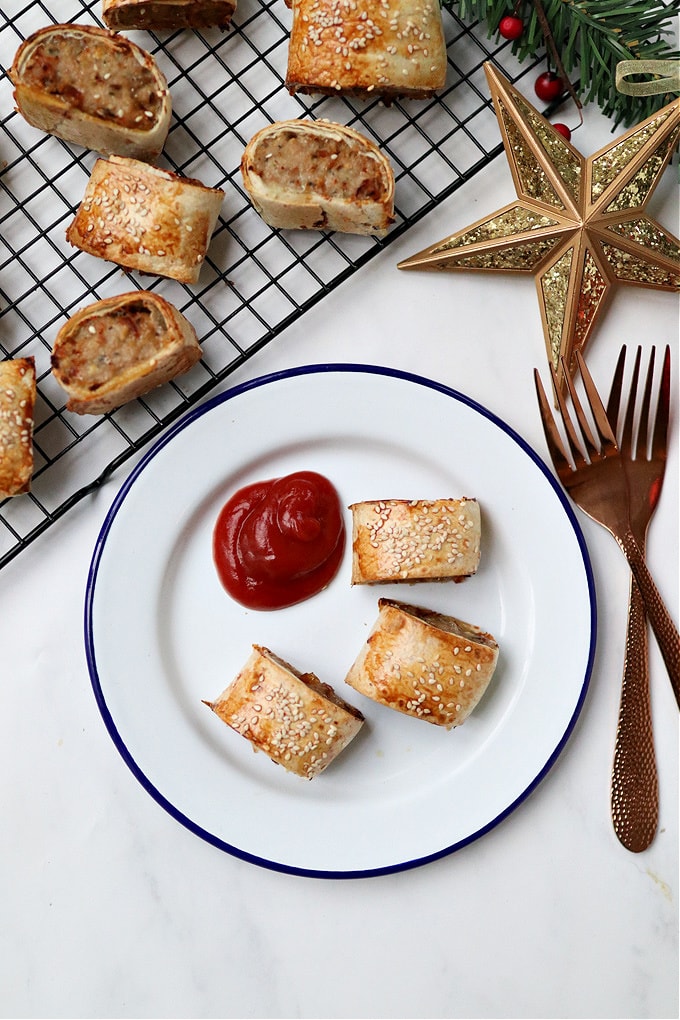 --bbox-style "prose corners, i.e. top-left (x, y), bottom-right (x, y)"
top-left (445, 0), bottom-right (680, 126)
